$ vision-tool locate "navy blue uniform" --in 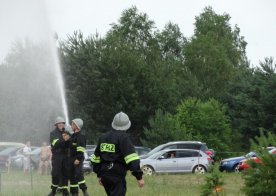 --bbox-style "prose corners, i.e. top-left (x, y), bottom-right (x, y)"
top-left (69, 131), bottom-right (87, 194)
top-left (91, 129), bottom-right (143, 196)
top-left (49, 128), bottom-right (69, 194)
